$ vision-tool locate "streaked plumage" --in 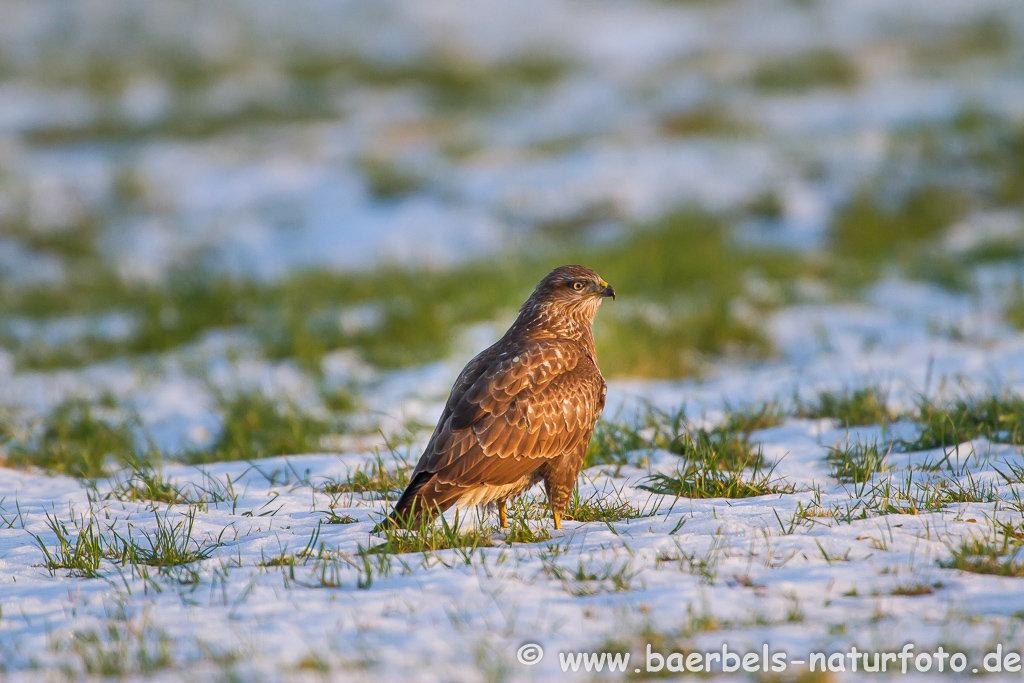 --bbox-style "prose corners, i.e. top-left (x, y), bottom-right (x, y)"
top-left (376, 265), bottom-right (615, 530)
